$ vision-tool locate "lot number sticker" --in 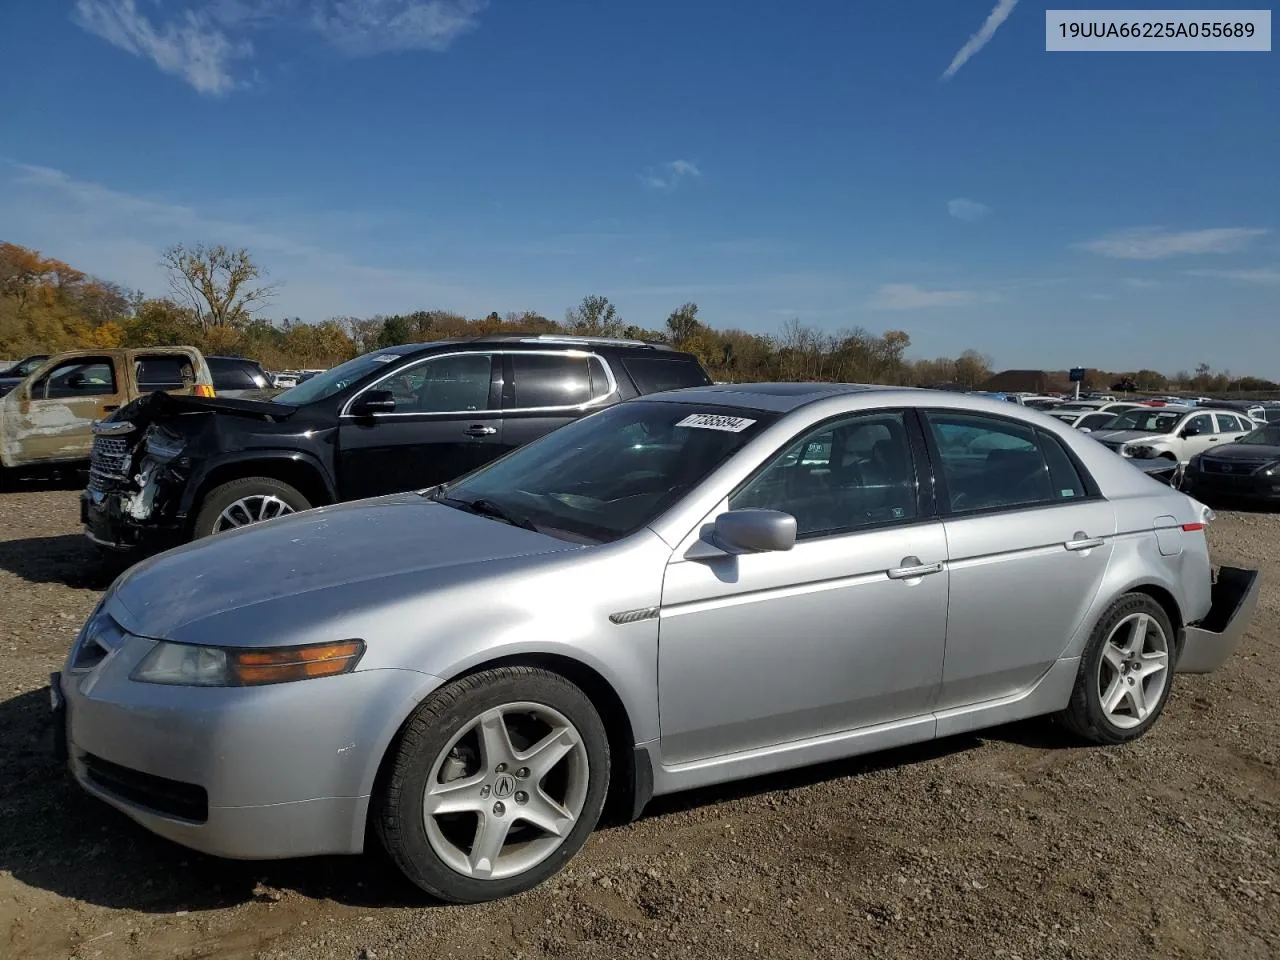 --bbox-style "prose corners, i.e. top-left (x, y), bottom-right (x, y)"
top-left (675, 413), bottom-right (757, 433)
